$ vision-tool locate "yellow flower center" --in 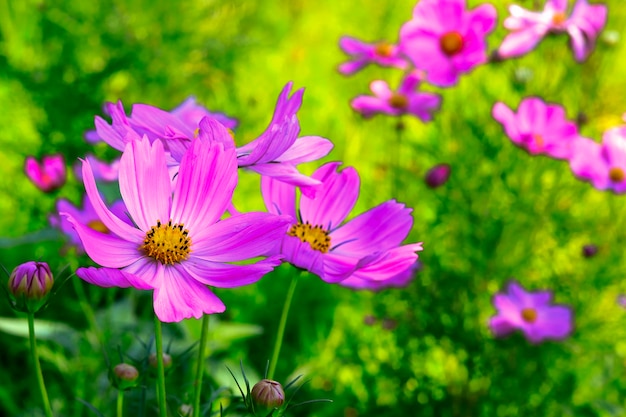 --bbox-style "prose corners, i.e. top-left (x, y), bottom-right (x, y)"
top-left (609, 167), bottom-right (625, 183)
top-left (287, 222), bottom-right (331, 253)
top-left (521, 308), bottom-right (537, 323)
top-left (552, 11), bottom-right (567, 26)
top-left (439, 31), bottom-right (464, 56)
top-left (141, 220), bottom-right (191, 265)
top-left (388, 93), bottom-right (409, 109)
top-left (374, 42), bottom-right (394, 58)
top-left (88, 220), bottom-right (109, 234)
